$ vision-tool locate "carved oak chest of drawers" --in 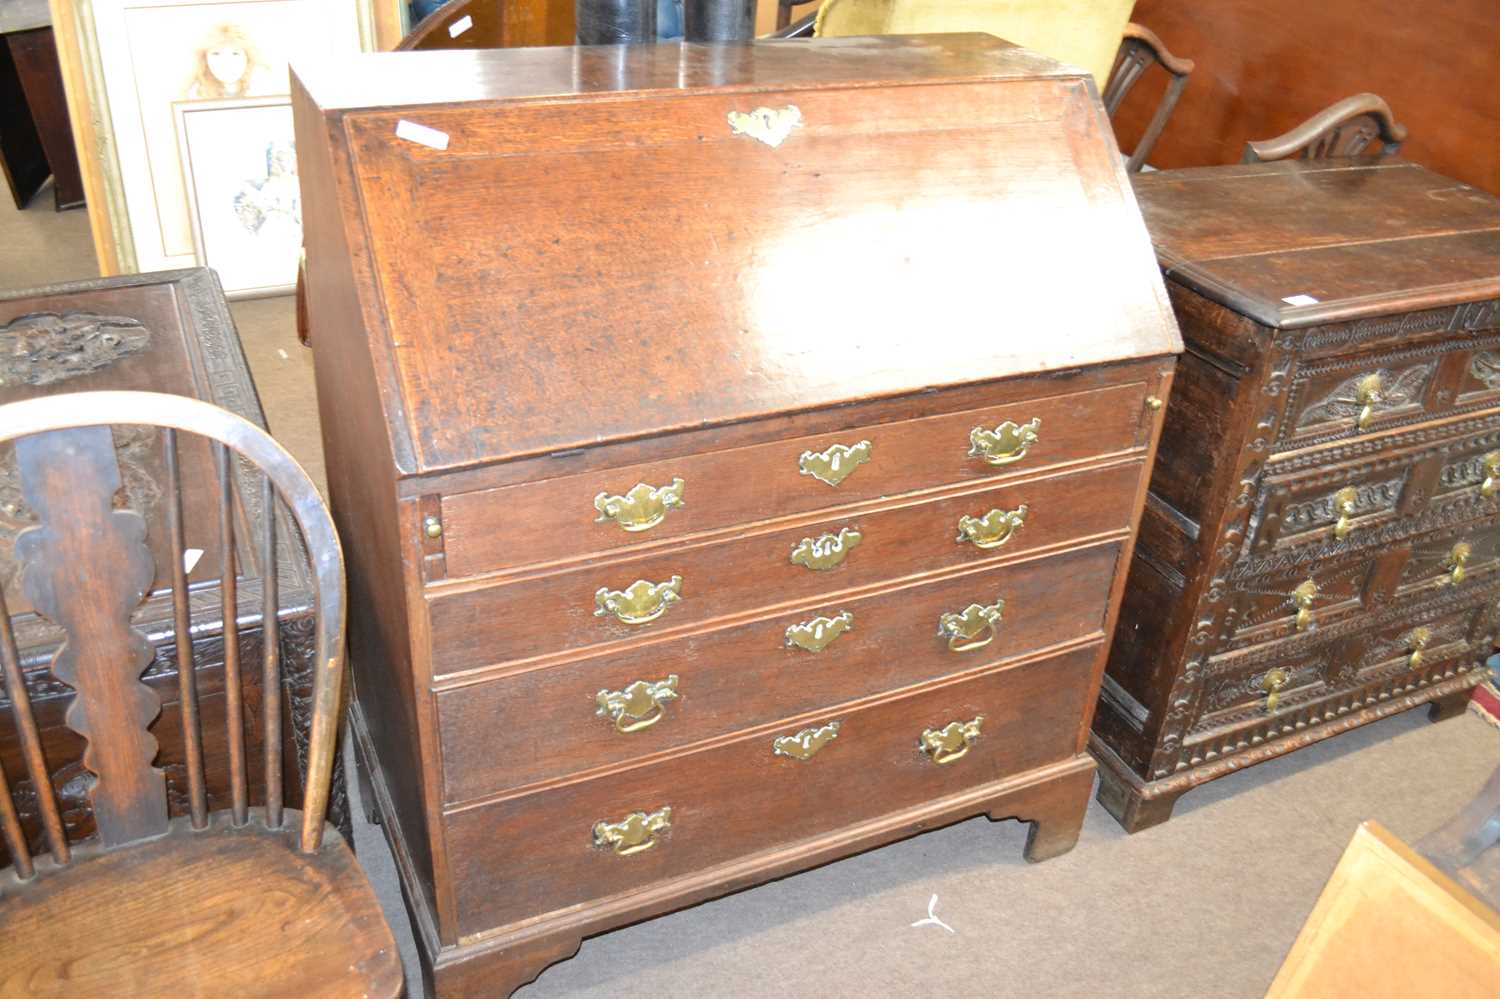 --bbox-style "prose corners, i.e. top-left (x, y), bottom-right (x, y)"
top-left (1094, 160), bottom-right (1500, 833)
top-left (292, 35), bottom-right (1179, 995)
